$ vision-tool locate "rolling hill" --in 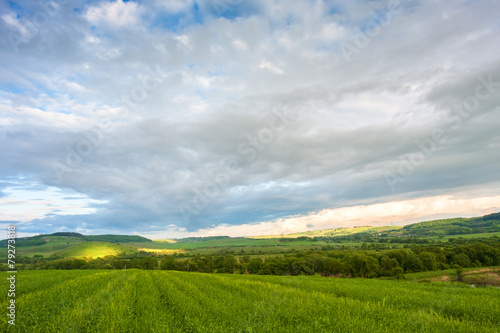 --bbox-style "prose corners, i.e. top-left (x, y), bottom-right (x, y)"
top-left (252, 212), bottom-right (500, 239)
top-left (55, 241), bottom-right (137, 258)
top-left (2, 212), bottom-right (499, 259)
